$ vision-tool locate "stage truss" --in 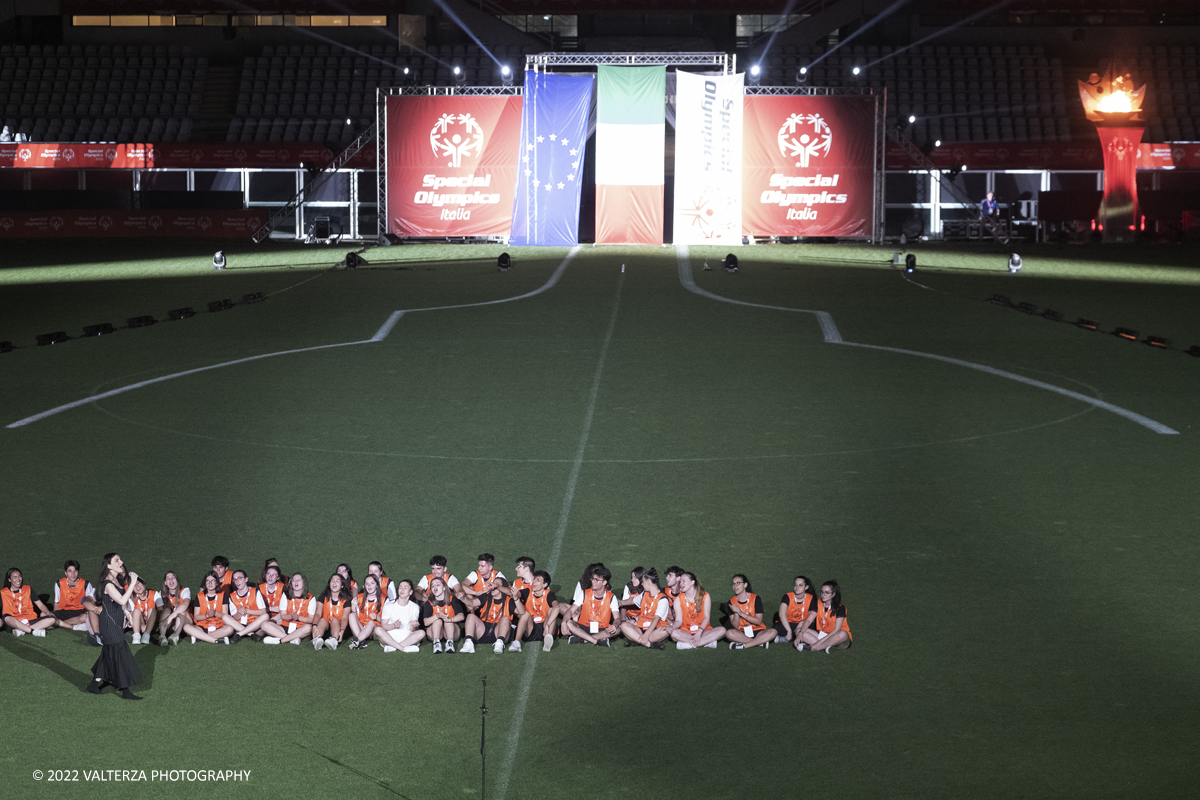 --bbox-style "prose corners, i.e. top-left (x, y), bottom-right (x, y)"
top-left (376, 62), bottom-right (885, 244)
